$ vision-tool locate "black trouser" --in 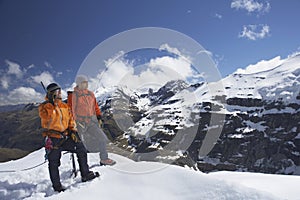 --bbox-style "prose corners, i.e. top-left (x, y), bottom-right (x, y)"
top-left (47, 137), bottom-right (90, 188)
